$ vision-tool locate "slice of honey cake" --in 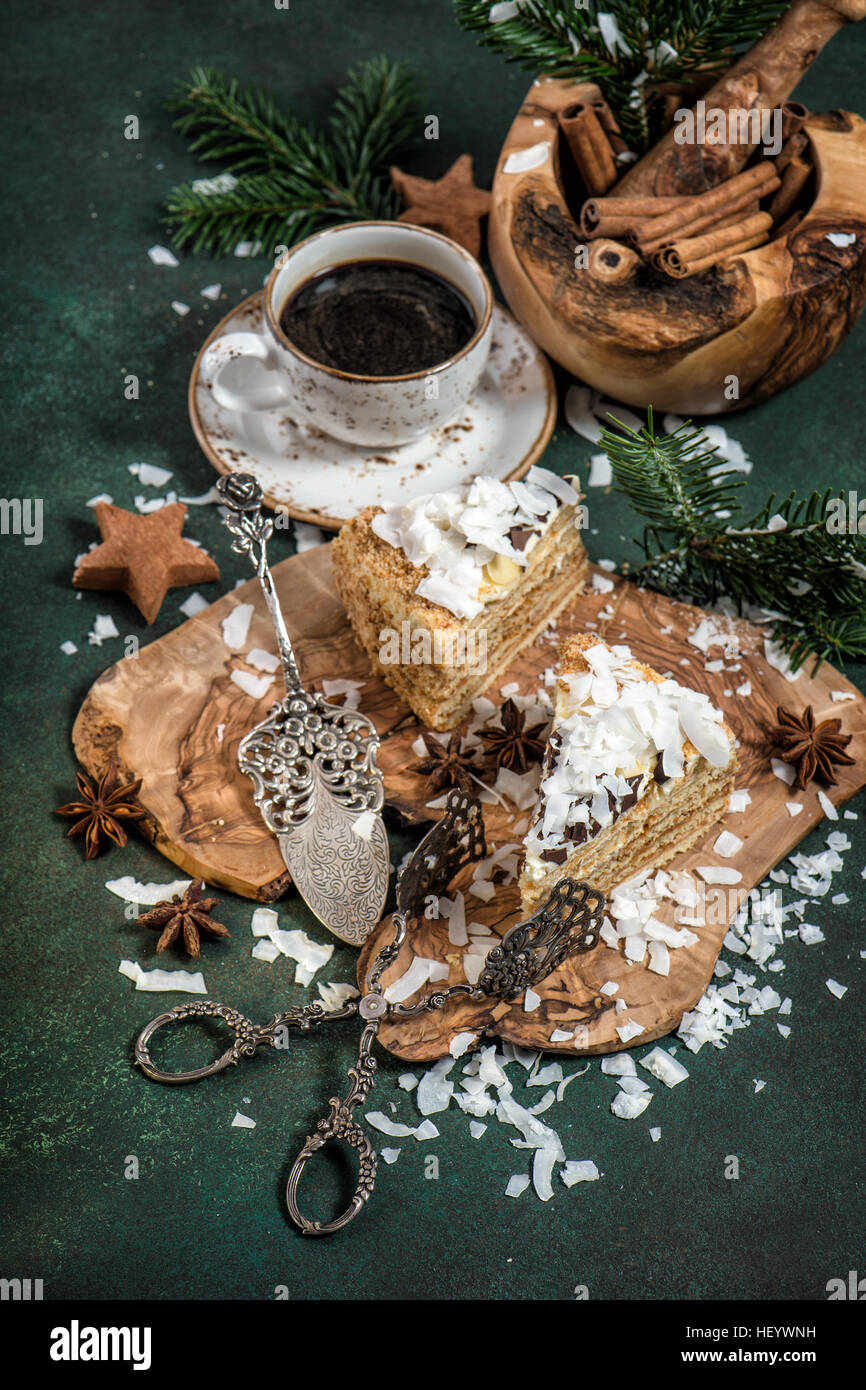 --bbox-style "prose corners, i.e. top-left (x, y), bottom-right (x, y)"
top-left (332, 469), bottom-right (588, 730)
top-left (519, 634), bottom-right (736, 912)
